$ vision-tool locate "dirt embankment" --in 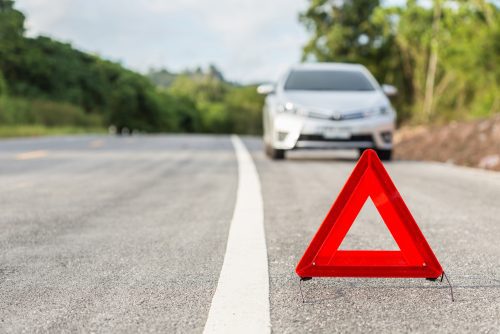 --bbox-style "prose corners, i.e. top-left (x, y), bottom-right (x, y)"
top-left (394, 114), bottom-right (500, 171)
